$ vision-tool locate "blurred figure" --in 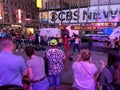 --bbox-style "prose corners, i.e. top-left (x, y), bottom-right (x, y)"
top-left (46, 39), bottom-right (66, 90)
top-left (34, 31), bottom-right (39, 45)
top-left (63, 35), bottom-right (73, 60)
top-left (1, 31), bottom-right (6, 38)
top-left (29, 34), bottom-right (34, 45)
top-left (88, 36), bottom-right (93, 50)
top-left (15, 34), bottom-right (23, 52)
top-left (72, 49), bottom-right (104, 90)
top-left (58, 37), bottom-right (63, 47)
top-left (100, 53), bottom-right (120, 90)
top-left (73, 35), bottom-right (81, 53)
top-left (113, 37), bottom-right (119, 50)
top-left (25, 46), bottom-right (49, 90)
top-left (0, 38), bottom-right (27, 86)
top-left (105, 37), bottom-right (111, 49)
